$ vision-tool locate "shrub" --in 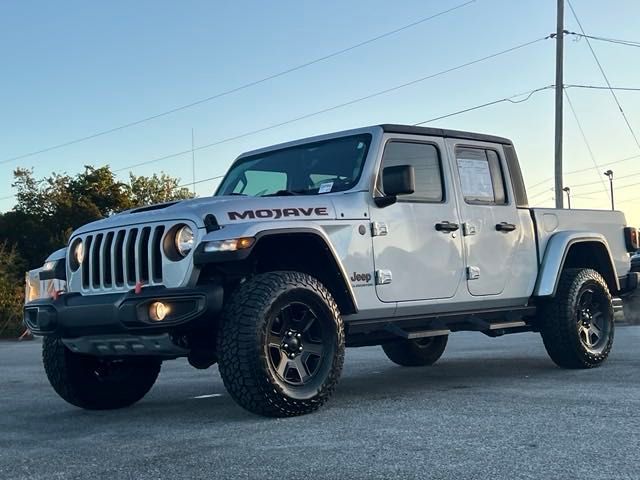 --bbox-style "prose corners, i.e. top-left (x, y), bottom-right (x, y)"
top-left (0, 243), bottom-right (26, 338)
